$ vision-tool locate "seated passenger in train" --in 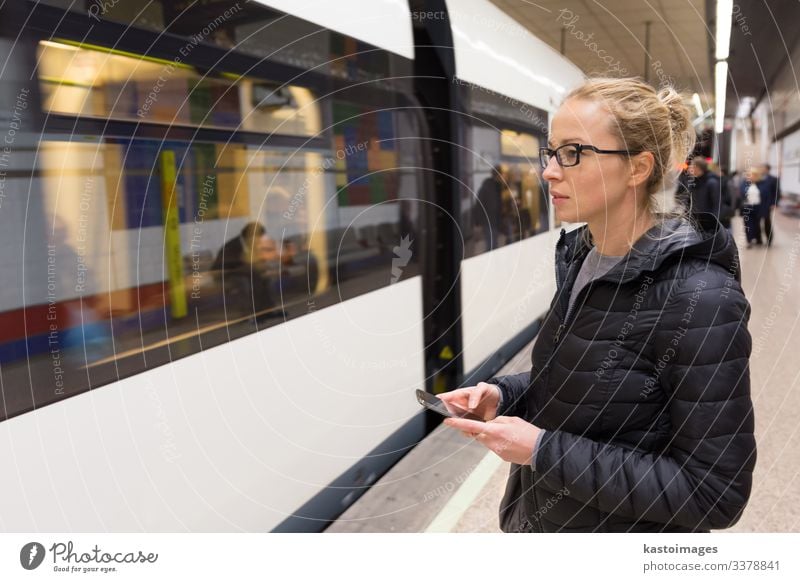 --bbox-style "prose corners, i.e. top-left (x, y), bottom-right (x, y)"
top-left (212, 221), bottom-right (282, 319)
